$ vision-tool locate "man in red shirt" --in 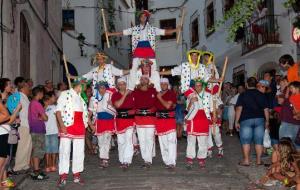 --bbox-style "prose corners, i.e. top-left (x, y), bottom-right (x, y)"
top-left (155, 78), bottom-right (177, 169)
top-left (133, 75), bottom-right (157, 168)
top-left (111, 77), bottom-right (135, 169)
